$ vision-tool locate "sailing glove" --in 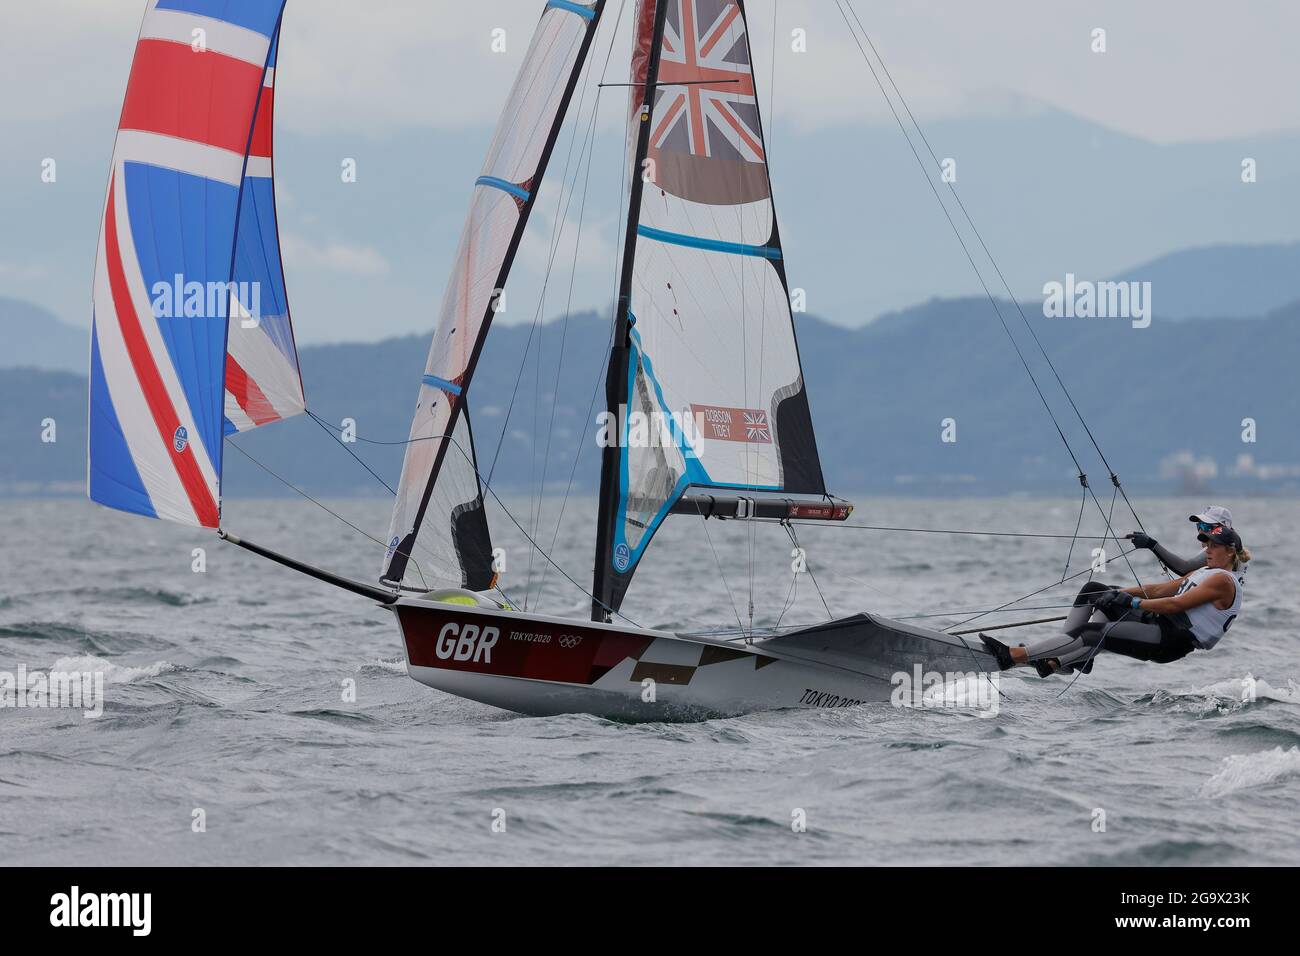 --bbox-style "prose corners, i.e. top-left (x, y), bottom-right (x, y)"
top-left (1094, 589), bottom-right (1137, 611)
top-left (1129, 532), bottom-right (1157, 549)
